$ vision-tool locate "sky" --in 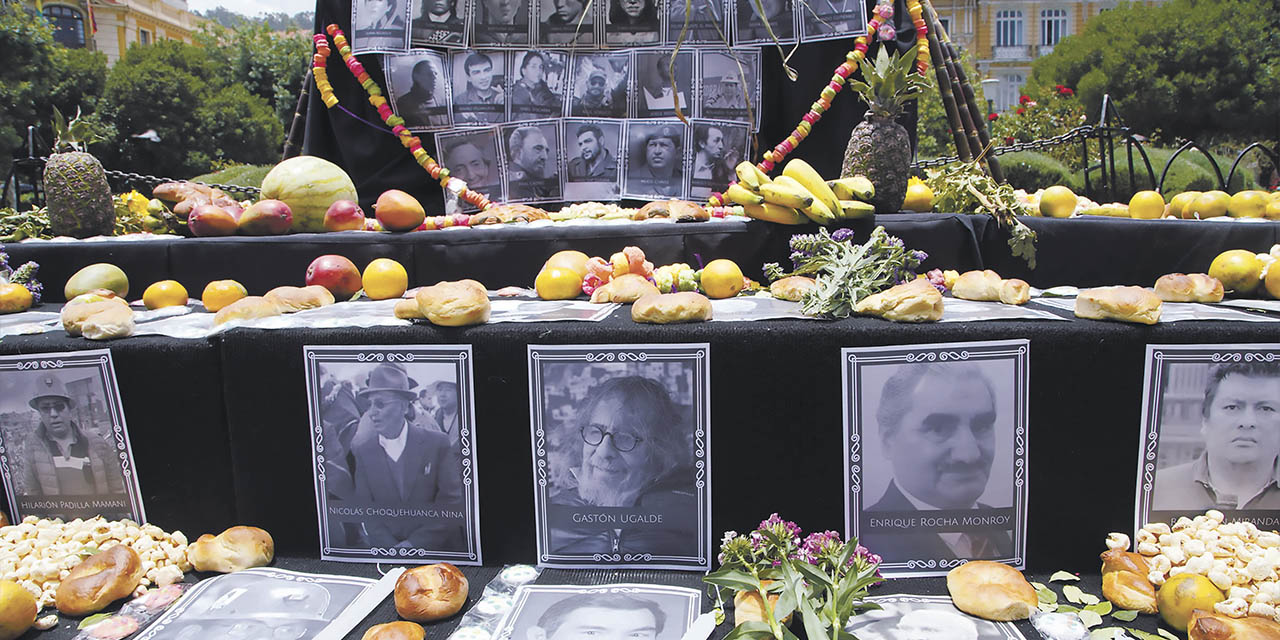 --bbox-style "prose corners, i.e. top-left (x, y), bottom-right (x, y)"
top-left (185, 0), bottom-right (317, 17)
